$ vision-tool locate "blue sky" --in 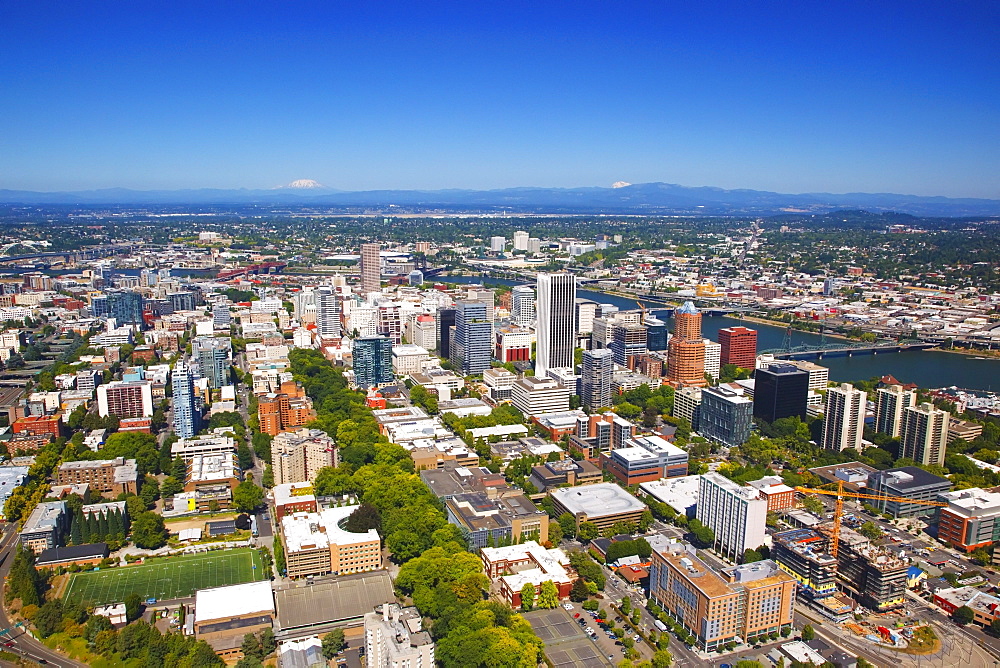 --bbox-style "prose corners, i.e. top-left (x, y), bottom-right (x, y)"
top-left (1, 1), bottom-right (998, 197)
